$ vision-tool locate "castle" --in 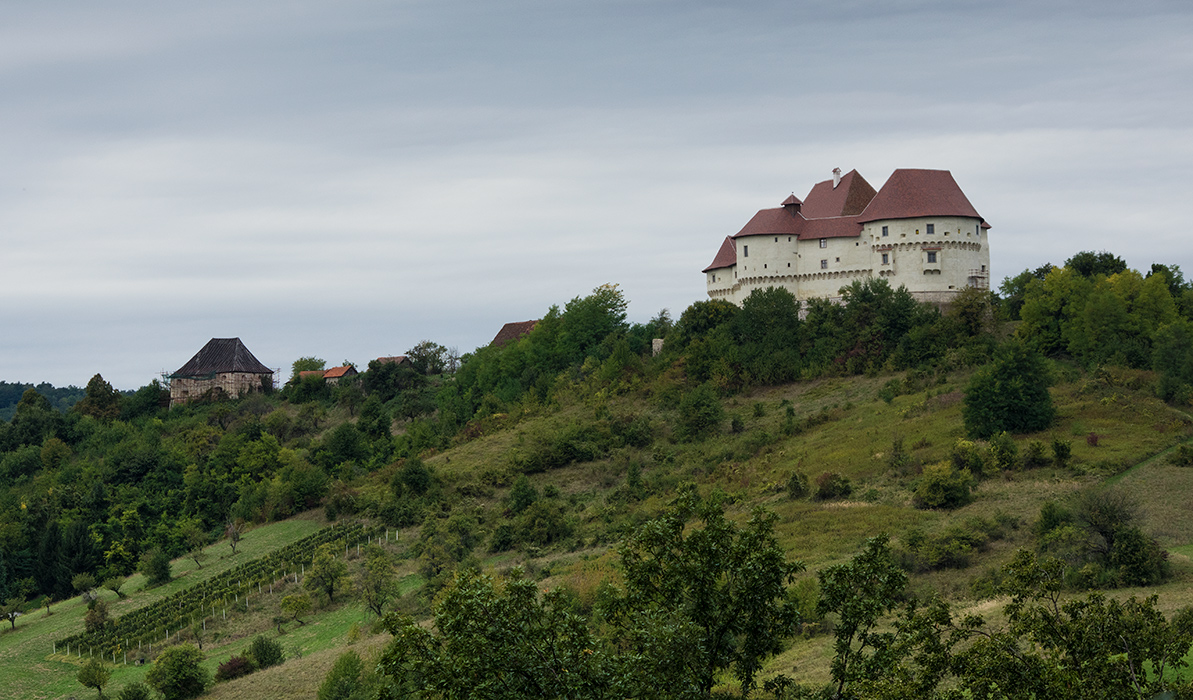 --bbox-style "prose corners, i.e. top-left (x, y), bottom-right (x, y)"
top-left (703, 168), bottom-right (991, 306)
